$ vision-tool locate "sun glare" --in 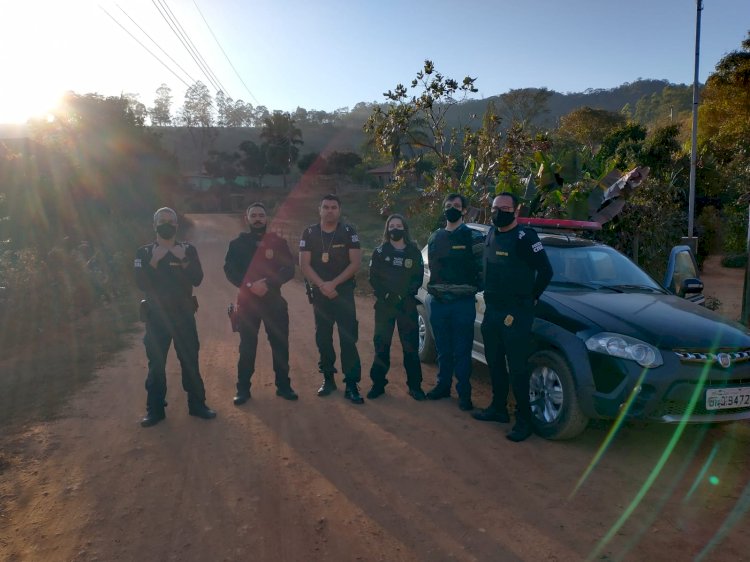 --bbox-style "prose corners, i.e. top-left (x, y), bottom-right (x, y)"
top-left (0, 1), bottom-right (99, 124)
